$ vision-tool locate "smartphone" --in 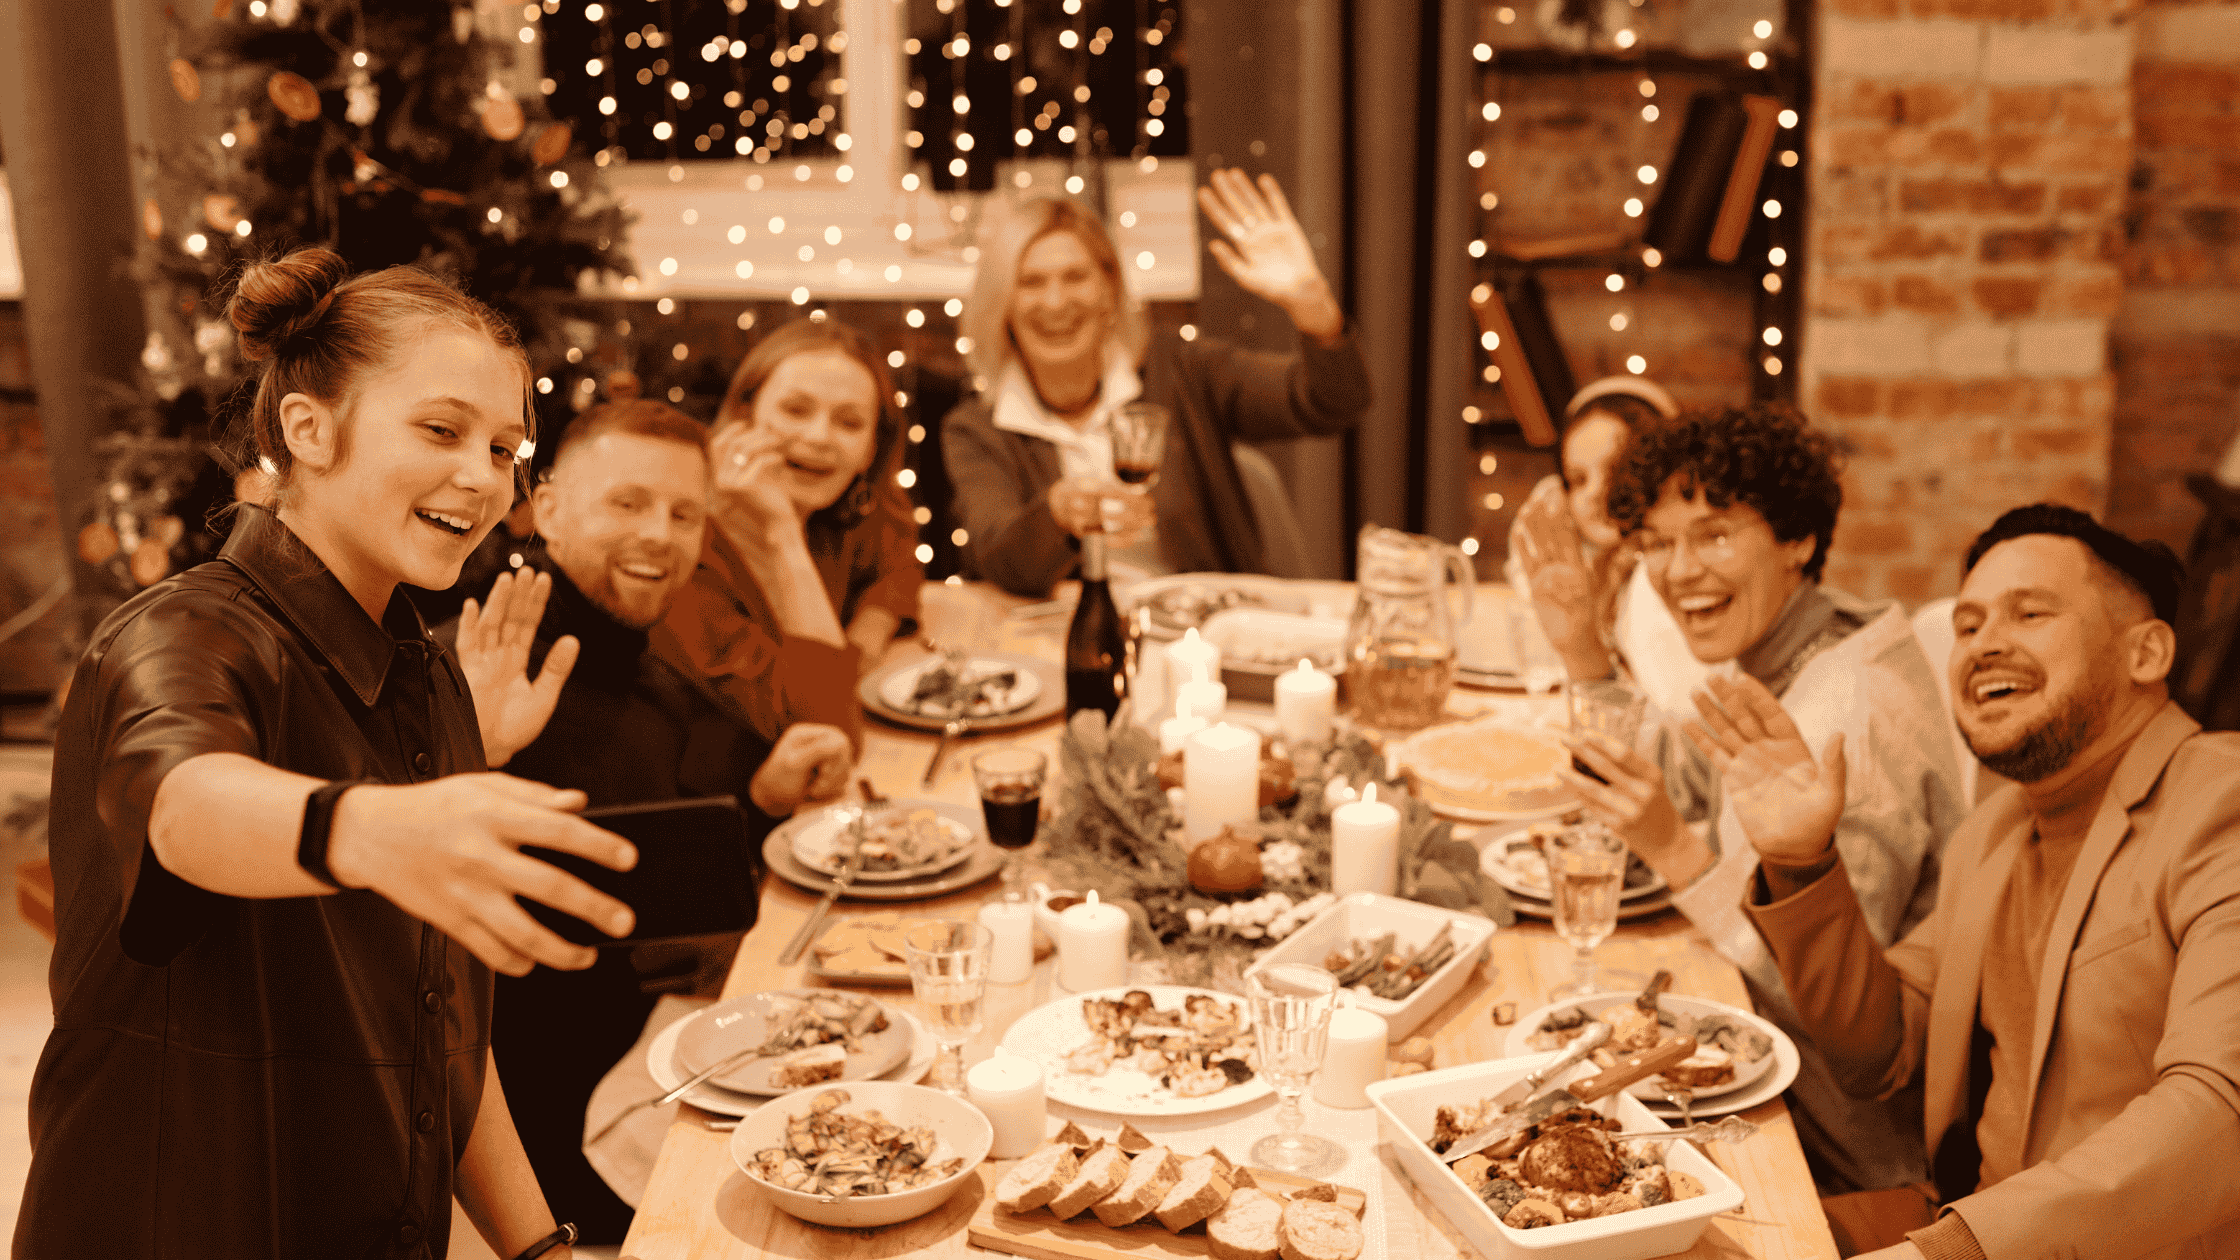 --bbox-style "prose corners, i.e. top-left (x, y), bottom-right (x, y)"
top-left (517, 796), bottom-right (759, 947)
